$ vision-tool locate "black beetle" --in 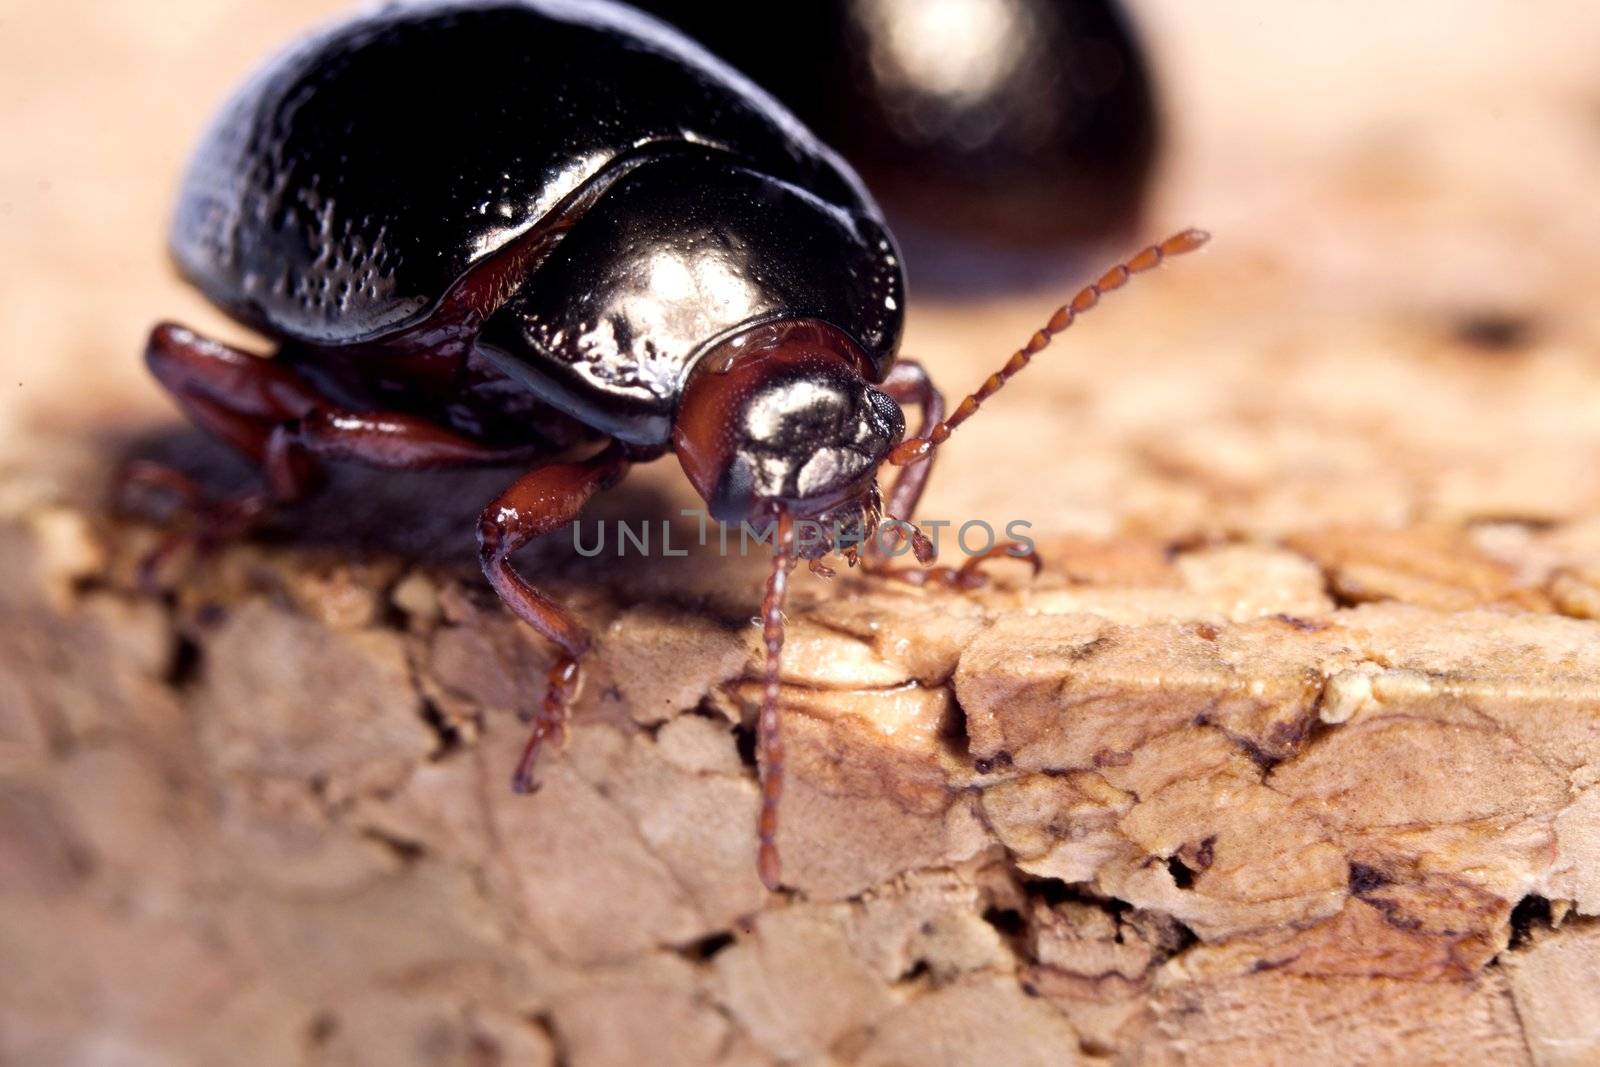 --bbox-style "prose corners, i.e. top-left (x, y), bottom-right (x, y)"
top-left (135, 0), bottom-right (1205, 890)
